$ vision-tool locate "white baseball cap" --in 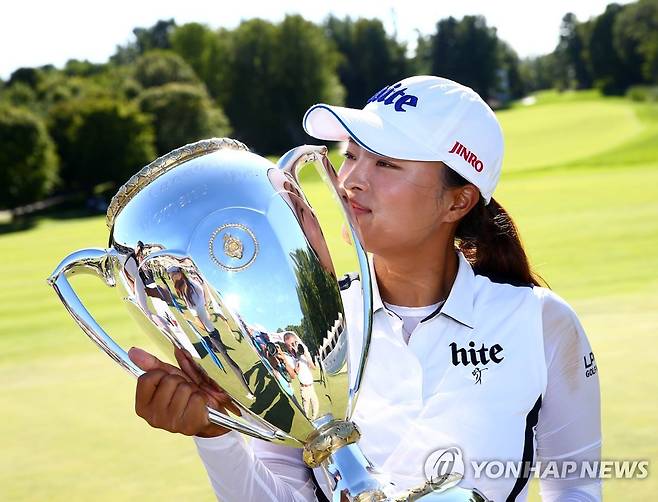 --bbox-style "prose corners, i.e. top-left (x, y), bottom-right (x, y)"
top-left (302, 75), bottom-right (504, 204)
